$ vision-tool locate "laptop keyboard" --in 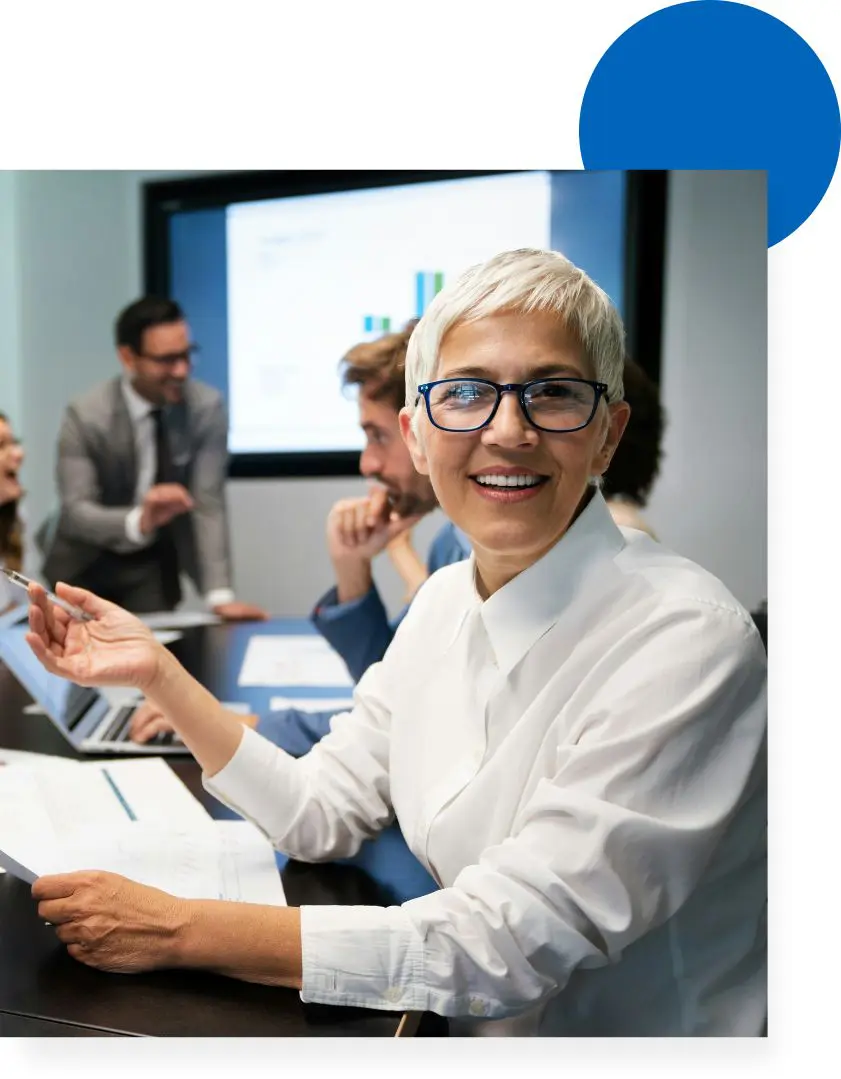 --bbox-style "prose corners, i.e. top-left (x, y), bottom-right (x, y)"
top-left (102, 704), bottom-right (137, 743)
top-left (89, 703), bottom-right (184, 748)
